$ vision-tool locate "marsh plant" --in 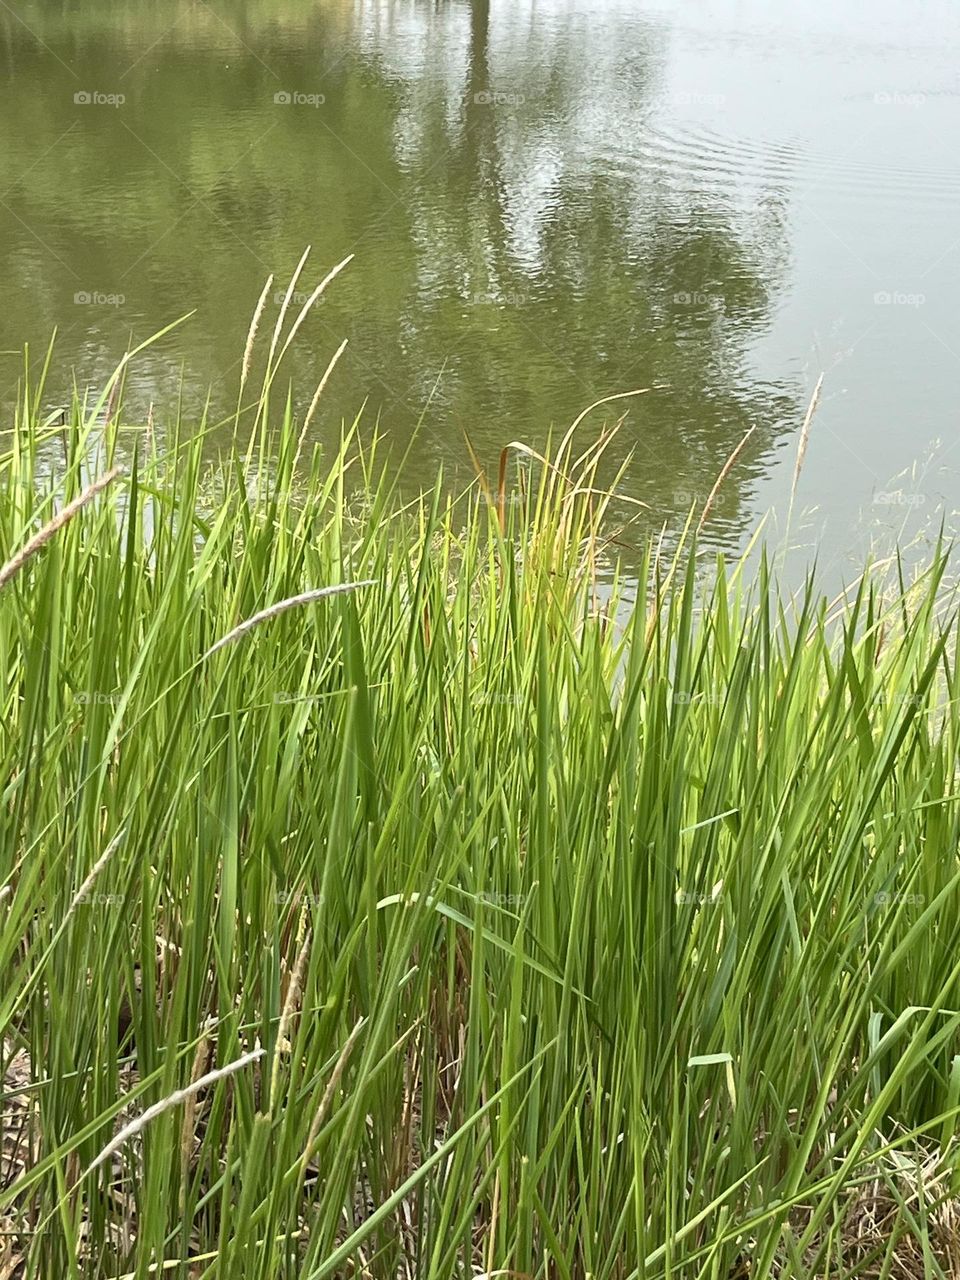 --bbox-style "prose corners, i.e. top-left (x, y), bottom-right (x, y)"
top-left (3, 262), bottom-right (960, 1278)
